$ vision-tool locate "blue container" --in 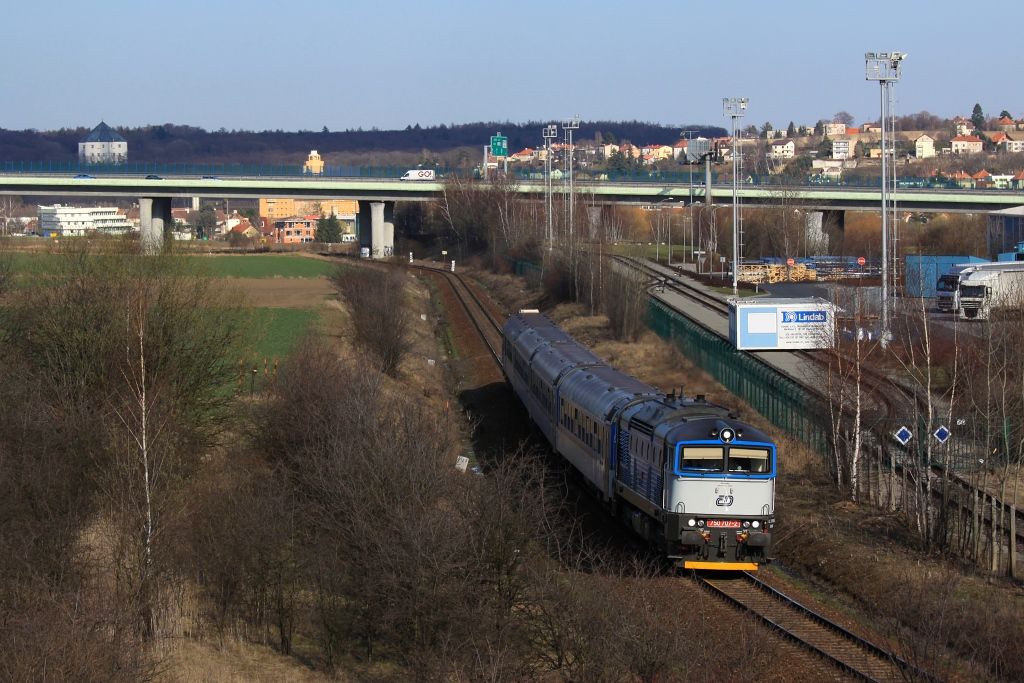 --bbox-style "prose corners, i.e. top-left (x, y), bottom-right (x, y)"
top-left (904, 255), bottom-right (986, 298)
